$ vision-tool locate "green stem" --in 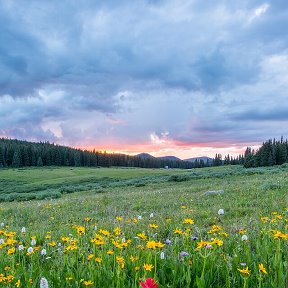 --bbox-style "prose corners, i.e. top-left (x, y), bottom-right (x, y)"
top-left (243, 277), bottom-right (247, 288)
